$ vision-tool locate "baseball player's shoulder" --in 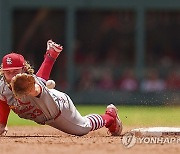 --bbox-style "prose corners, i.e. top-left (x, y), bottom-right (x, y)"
top-left (0, 76), bottom-right (3, 82)
top-left (0, 77), bottom-right (6, 90)
top-left (34, 75), bottom-right (46, 84)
